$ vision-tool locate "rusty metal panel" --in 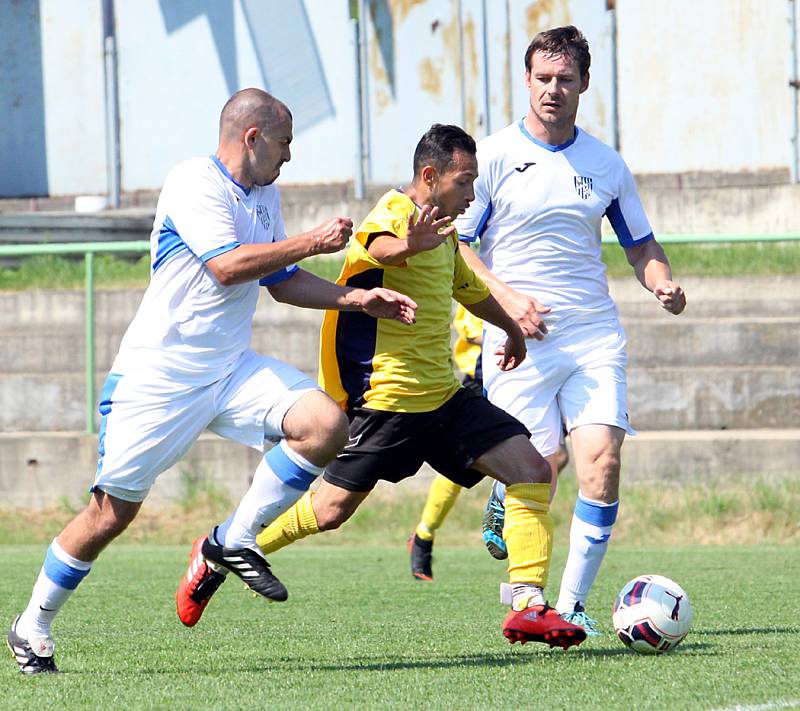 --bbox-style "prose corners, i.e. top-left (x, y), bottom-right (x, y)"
top-left (616, 0), bottom-right (791, 173)
top-left (507, 0), bottom-right (612, 144)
